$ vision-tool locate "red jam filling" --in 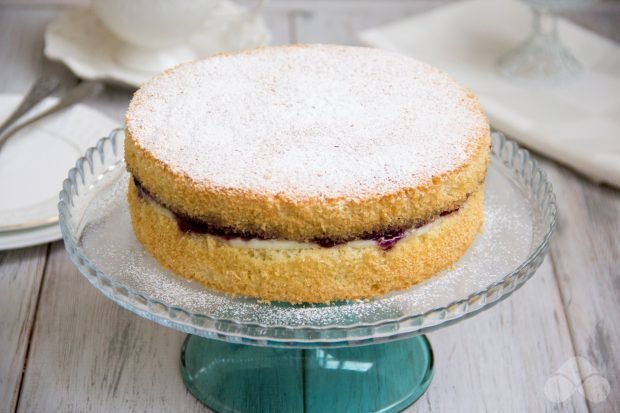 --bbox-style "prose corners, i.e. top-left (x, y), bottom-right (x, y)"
top-left (134, 178), bottom-right (460, 251)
